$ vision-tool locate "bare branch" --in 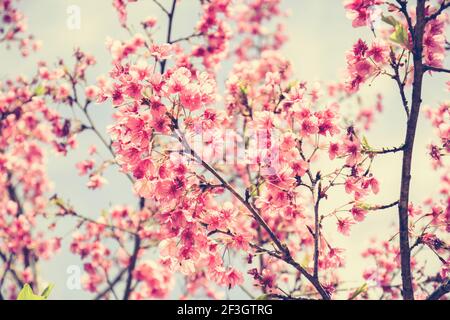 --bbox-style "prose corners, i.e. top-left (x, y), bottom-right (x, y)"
top-left (122, 234), bottom-right (141, 300)
top-left (427, 279), bottom-right (450, 300)
top-left (152, 0), bottom-right (170, 16)
top-left (367, 201), bottom-right (399, 211)
top-left (425, 1), bottom-right (450, 22)
top-left (363, 144), bottom-right (405, 155)
top-left (397, 0), bottom-right (427, 300)
top-left (424, 65), bottom-right (450, 74)
top-left (390, 49), bottom-right (410, 118)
